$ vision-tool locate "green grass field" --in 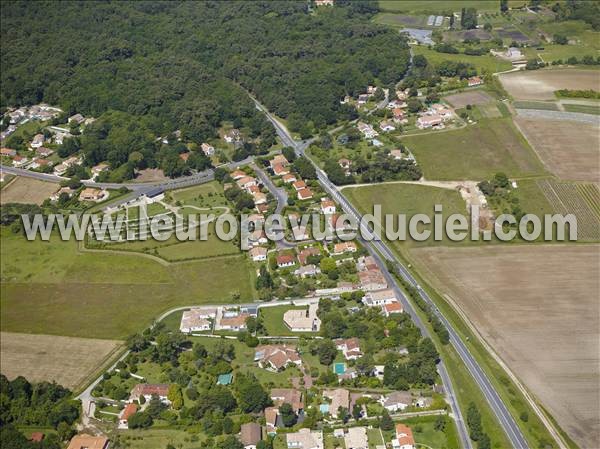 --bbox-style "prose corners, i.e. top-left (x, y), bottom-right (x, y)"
top-left (259, 305), bottom-right (312, 336)
top-left (412, 45), bottom-right (513, 74)
top-left (0, 228), bottom-right (256, 339)
top-left (513, 100), bottom-right (560, 111)
top-left (344, 183), bottom-right (467, 250)
top-left (536, 20), bottom-right (600, 62)
top-left (402, 118), bottom-right (546, 180)
top-left (377, 0), bottom-right (514, 14)
top-left (562, 103), bottom-right (600, 115)
top-left (168, 181), bottom-right (226, 208)
top-left (116, 429), bottom-right (206, 449)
